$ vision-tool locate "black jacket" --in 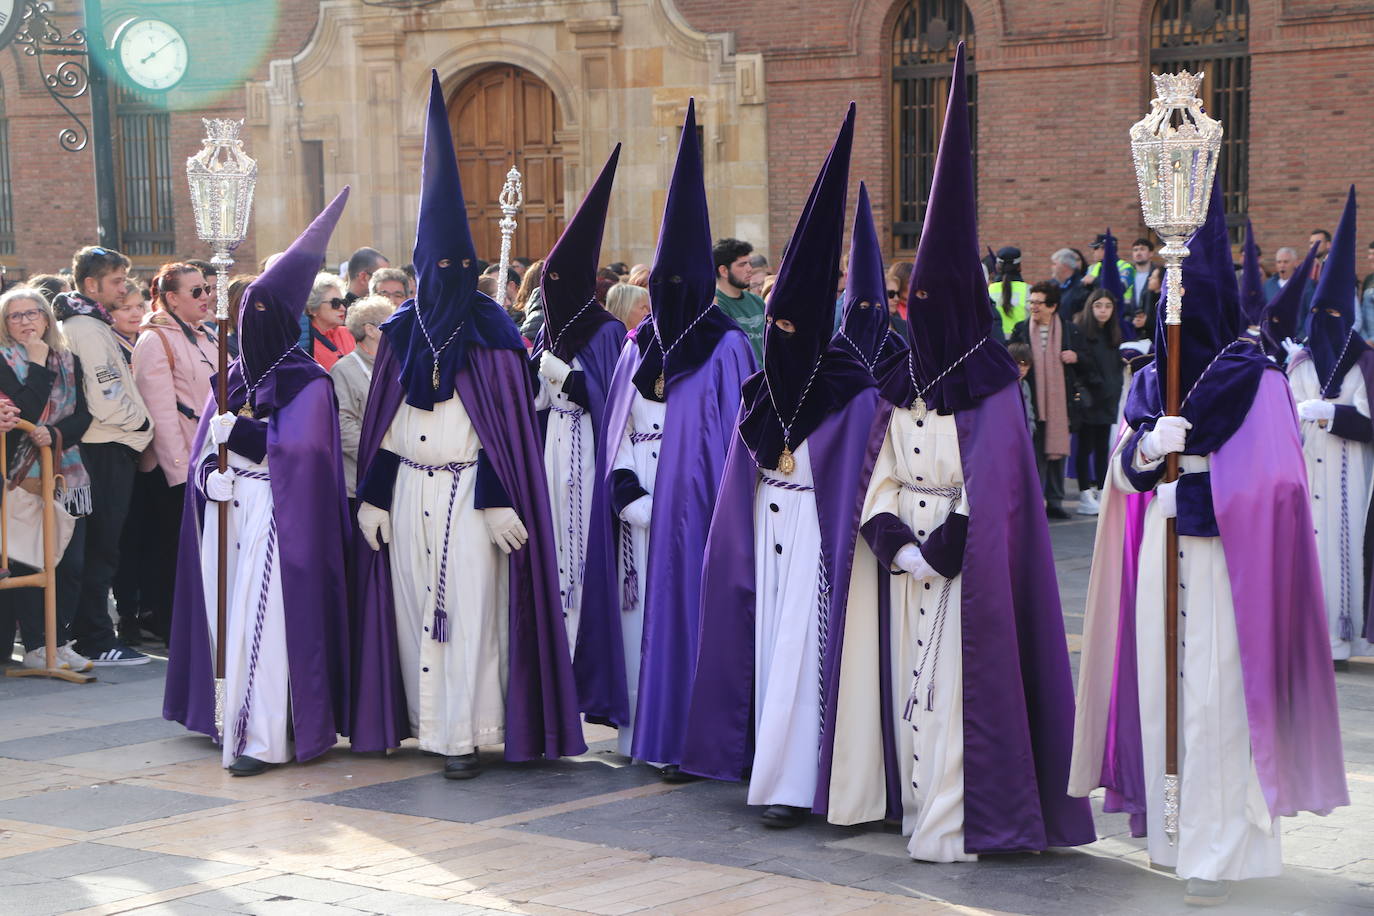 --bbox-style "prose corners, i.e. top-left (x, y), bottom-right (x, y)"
top-left (0, 353), bottom-right (92, 466)
top-left (1074, 321), bottom-right (1124, 426)
top-left (1011, 315), bottom-right (1088, 432)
